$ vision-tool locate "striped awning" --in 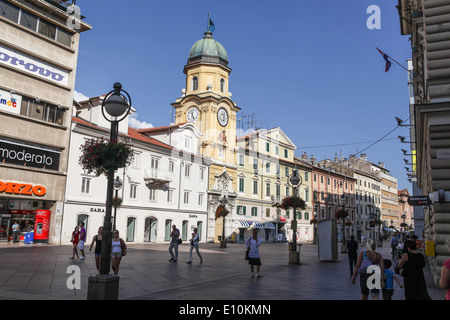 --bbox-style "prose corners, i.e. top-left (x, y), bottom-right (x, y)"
top-left (238, 220), bottom-right (251, 228)
top-left (263, 222), bottom-right (275, 229)
top-left (237, 220), bottom-right (265, 228)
